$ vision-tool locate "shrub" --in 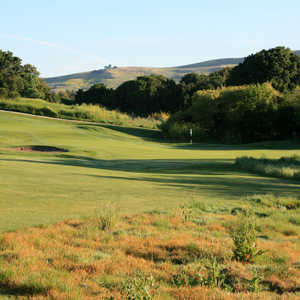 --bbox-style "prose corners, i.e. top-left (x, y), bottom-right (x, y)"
top-left (37, 106), bottom-right (58, 118)
top-left (161, 83), bottom-right (281, 143)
